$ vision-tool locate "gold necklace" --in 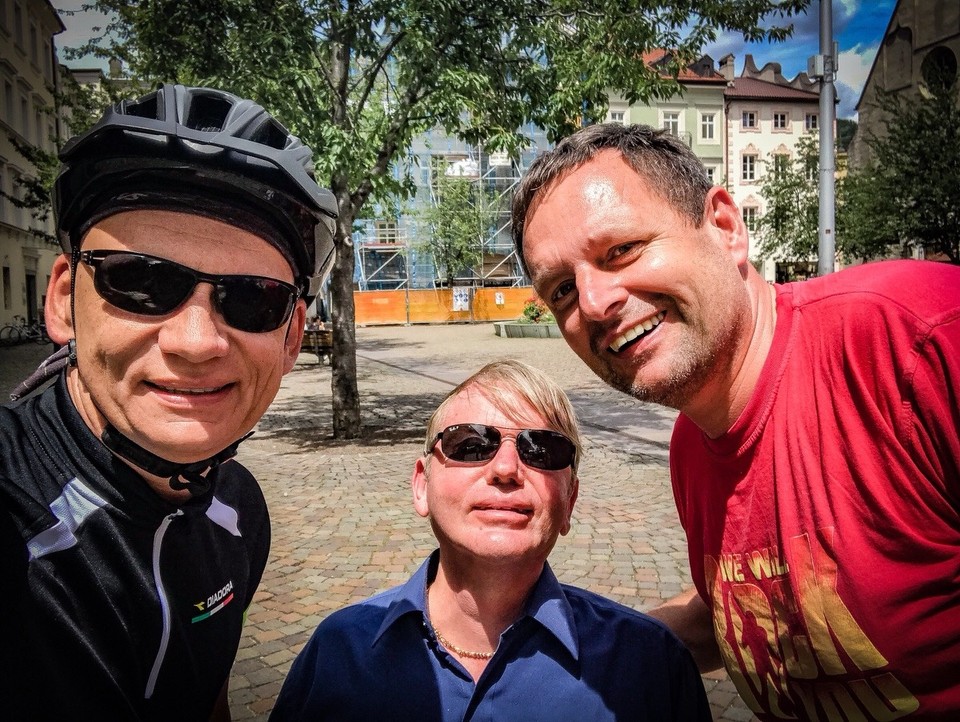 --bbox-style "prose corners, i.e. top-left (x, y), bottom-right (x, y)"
top-left (432, 625), bottom-right (494, 660)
